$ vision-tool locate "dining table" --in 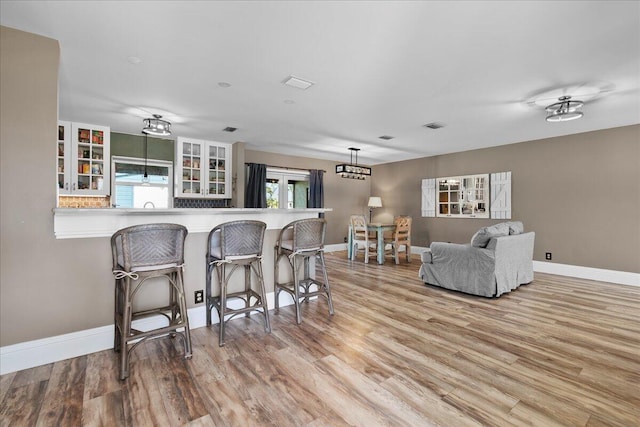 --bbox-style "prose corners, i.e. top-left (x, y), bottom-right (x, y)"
top-left (347, 222), bottom-right (396, 265)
